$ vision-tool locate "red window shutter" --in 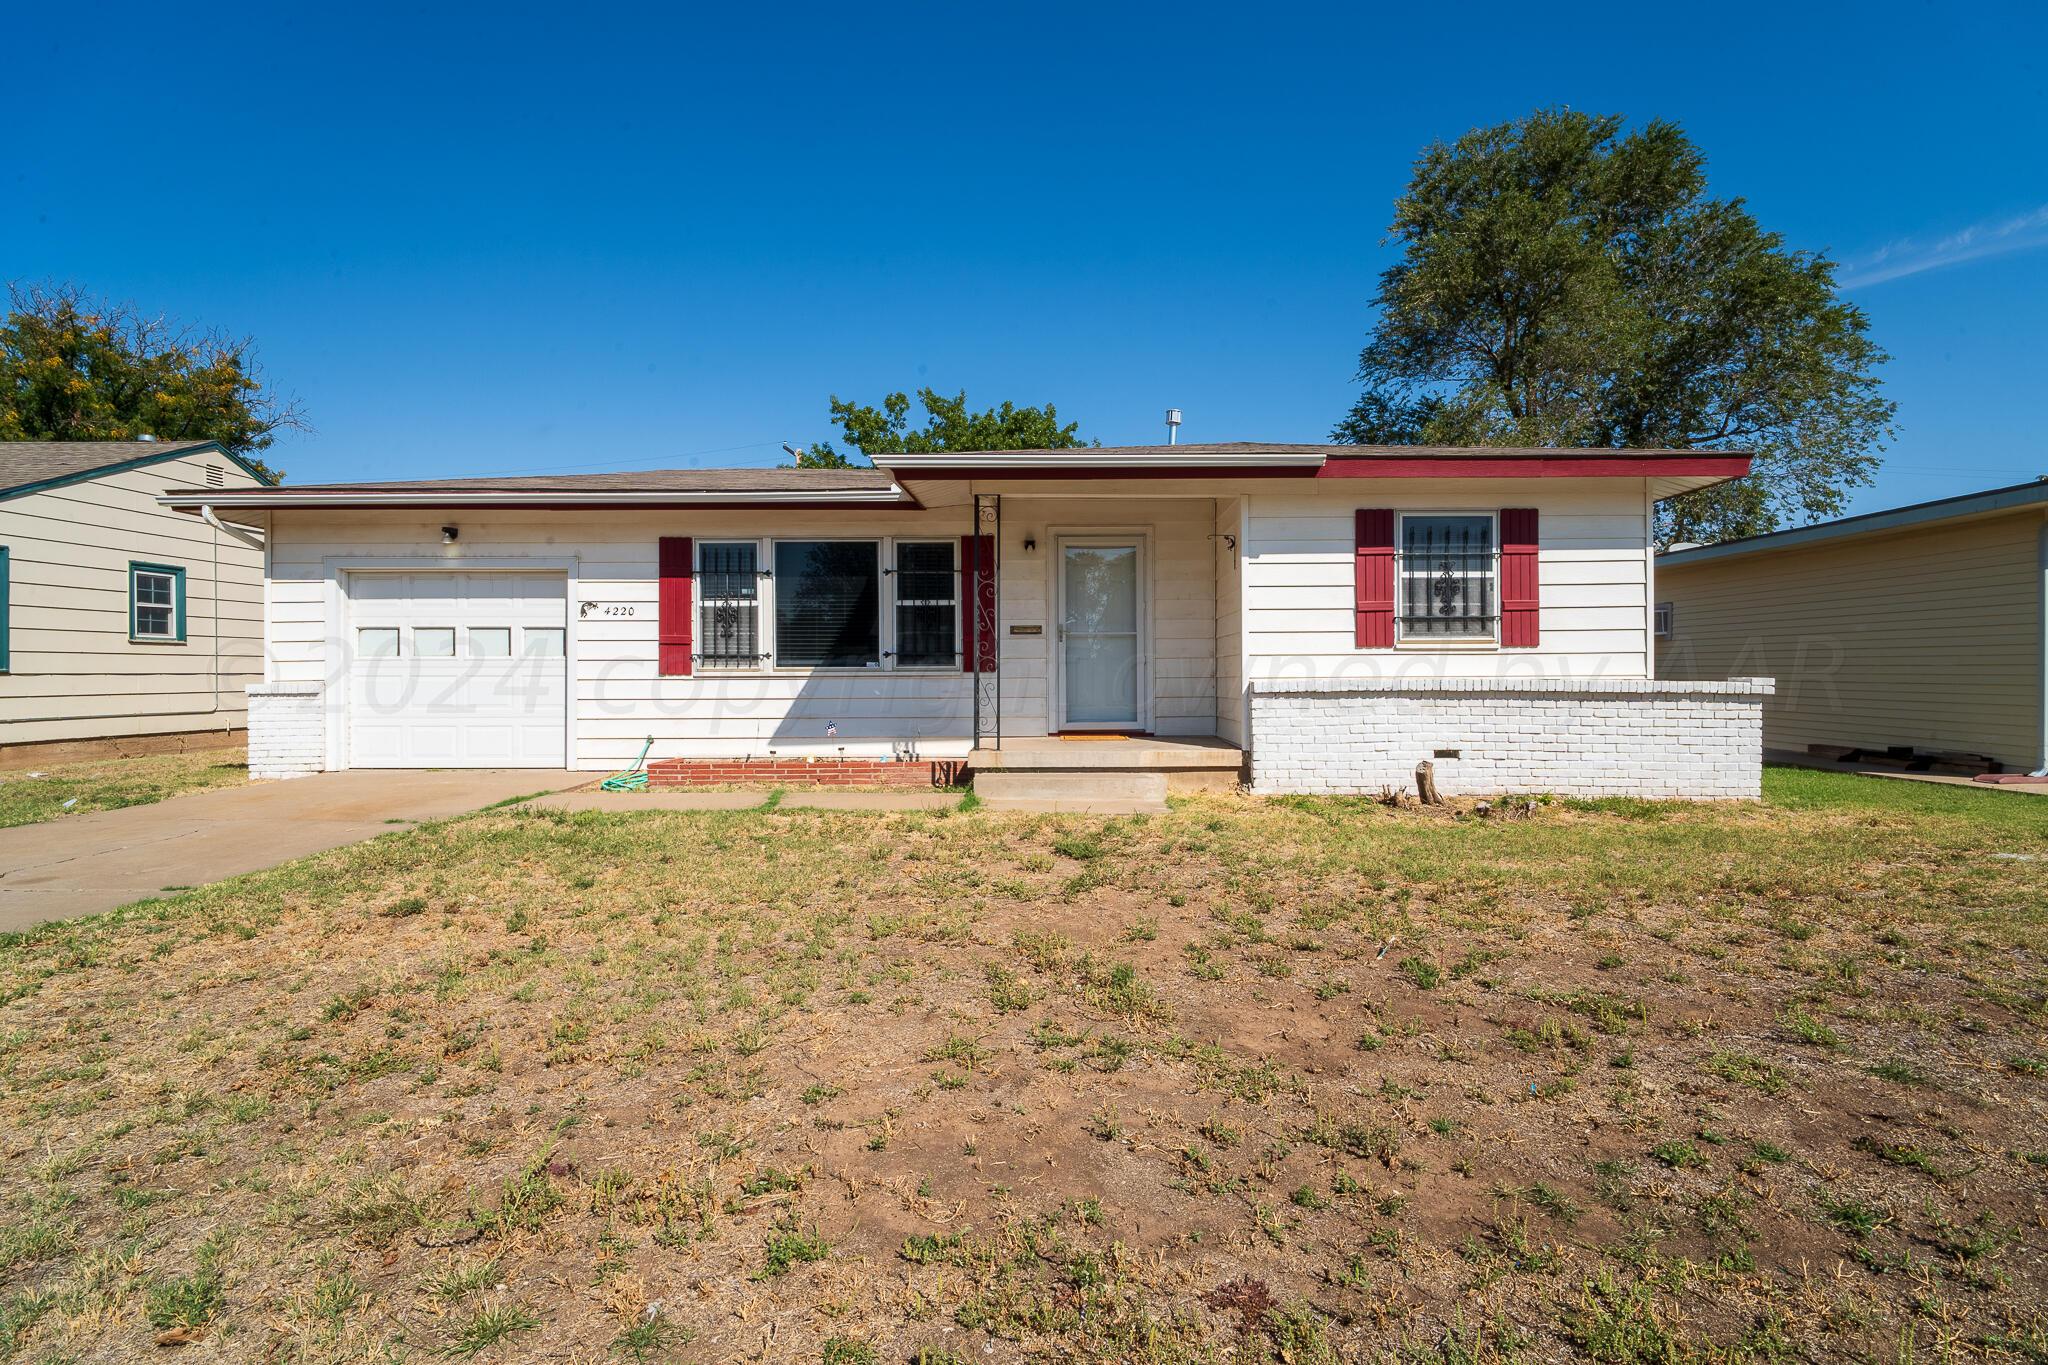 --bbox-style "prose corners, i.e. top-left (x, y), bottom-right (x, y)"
top-left (960, 534), bottom-right (997, 672)
top-left (657, 536), bottom-right (694, 676)
top-left (1499, 508), bottom-right (1539, 647)
top-left (1354, 509), bottom-right (1395, 648)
